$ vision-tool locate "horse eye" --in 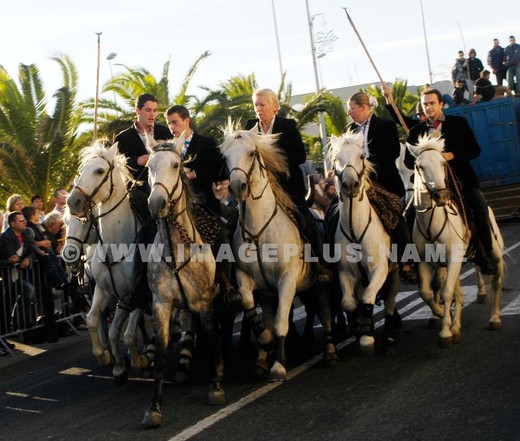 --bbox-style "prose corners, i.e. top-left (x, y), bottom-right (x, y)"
top-left (360, 154), bottom-right (366, 160)
top-left (173, 163), bottom-right (179, 169)
top-left (248, 151), bottom-right (255, 157)
top-left (95, 168), bottom-right (105, 175)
